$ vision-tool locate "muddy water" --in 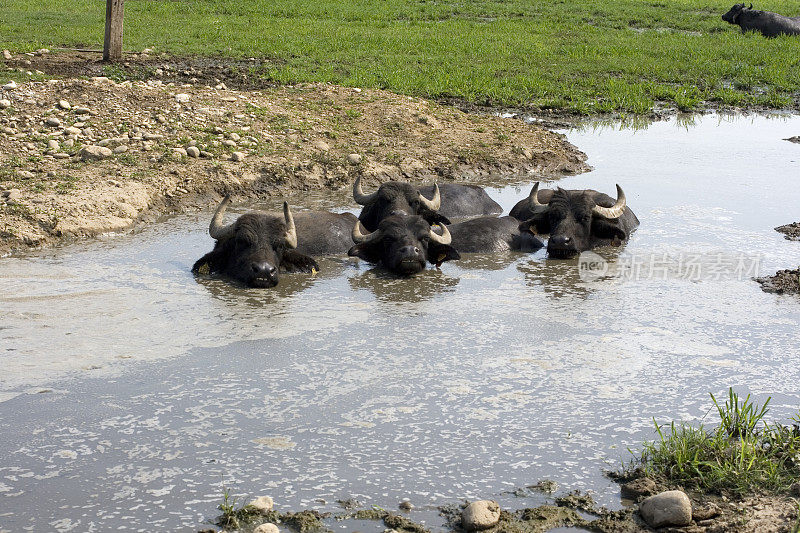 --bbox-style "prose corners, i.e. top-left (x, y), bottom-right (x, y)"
top-left (2, 114), bottom-right (800, 532)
